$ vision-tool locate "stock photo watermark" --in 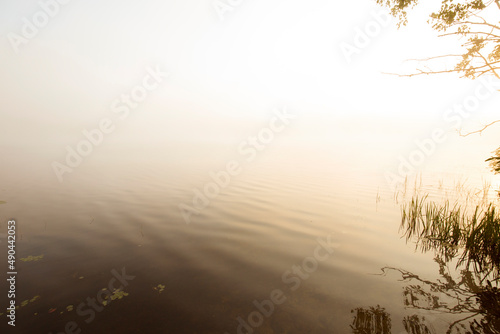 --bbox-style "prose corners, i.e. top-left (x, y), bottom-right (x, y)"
top-left (385, 76), bottom-right (500, 192)
top-left (178, 106), bottom-right (297, 224)
top-left (7, 0), bottom-right (73, 54)
top-left (51, 65), bottom-right (169, 183)
top-left (224, 234), bottom-right (338, 334)
top-left (48, 267), bottom-right (135, 334)
top-left (339, 9), bottom-right (392, 64)
top-left (212, 0), bottom-right (244, 21)
top-left (5, 220), bottom-right (17, 327)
